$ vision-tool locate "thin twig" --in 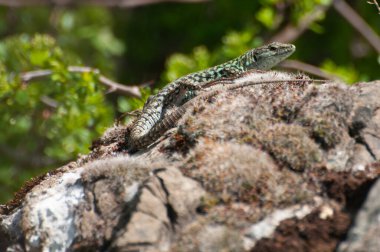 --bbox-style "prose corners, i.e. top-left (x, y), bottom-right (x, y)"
top-left (21, 66), bottom-right (141, 98)
top-left (270, 4), bottom-right (332, 43)
top-left (333, 0), bottom-right (380, 53)
top-left (40, 95), bottom-right (59, 108)
top-left (279, 60), bottom-right (341, 81)
top-left (21, 70), bottom-right (53, 81)
top-left (367, 0), bottom-right (380, 14)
